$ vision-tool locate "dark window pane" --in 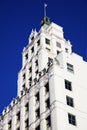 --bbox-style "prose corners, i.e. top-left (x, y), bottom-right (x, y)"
top-left (68, 113), bottom-right (76, 126)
